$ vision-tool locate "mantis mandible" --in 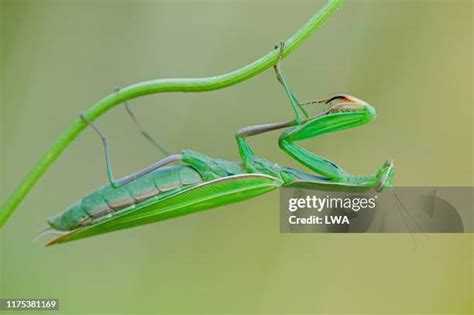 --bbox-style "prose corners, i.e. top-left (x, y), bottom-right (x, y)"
top-left (40, 43), bottom-right (394, 245)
